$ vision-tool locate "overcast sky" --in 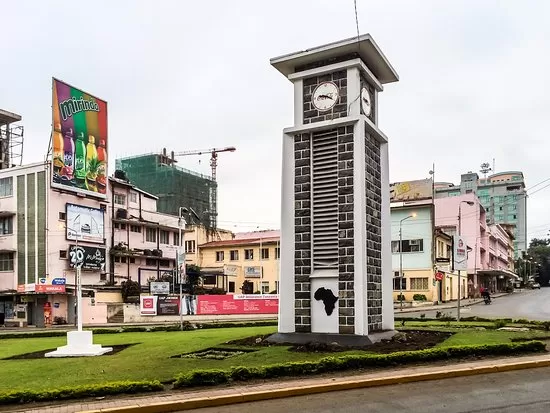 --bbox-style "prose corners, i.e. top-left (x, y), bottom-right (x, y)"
top-left (2, 0), bottom-right (549, 240)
